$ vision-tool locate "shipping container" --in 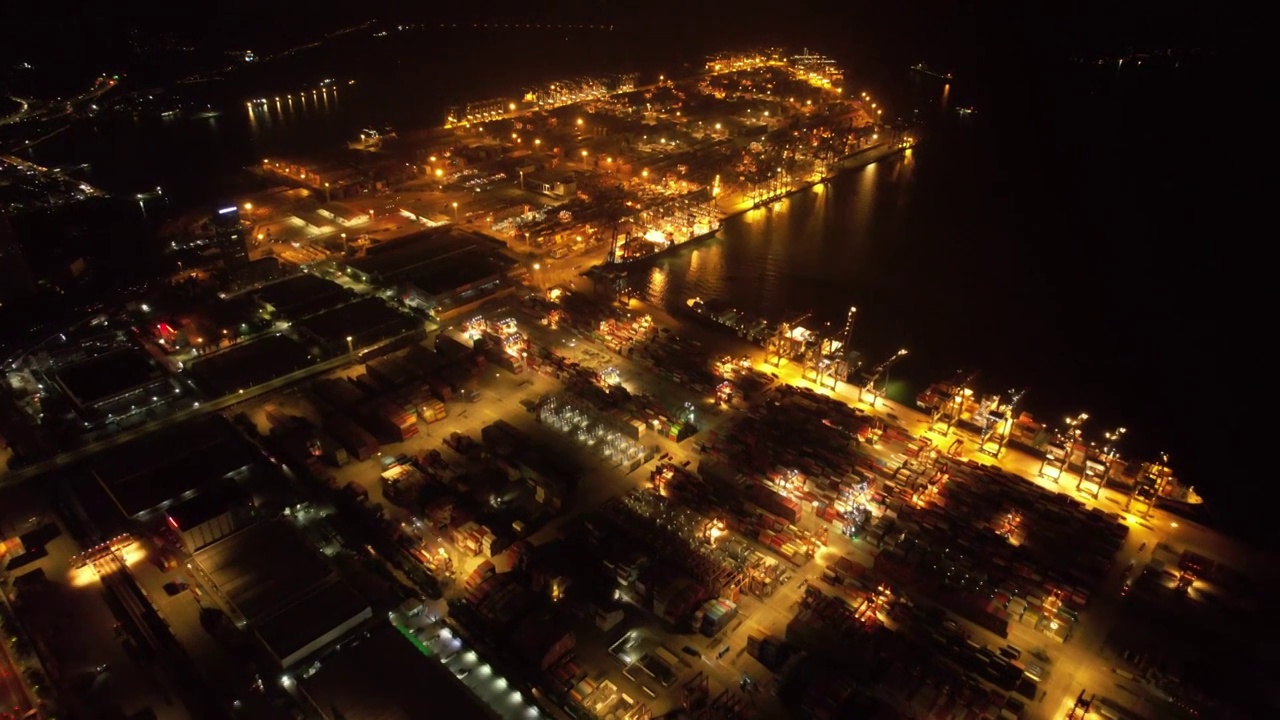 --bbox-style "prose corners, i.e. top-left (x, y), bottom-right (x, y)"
top-left (323, 413), bottom-right (378, 460)
top-left (314, 377), bottom-right (369, 413)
